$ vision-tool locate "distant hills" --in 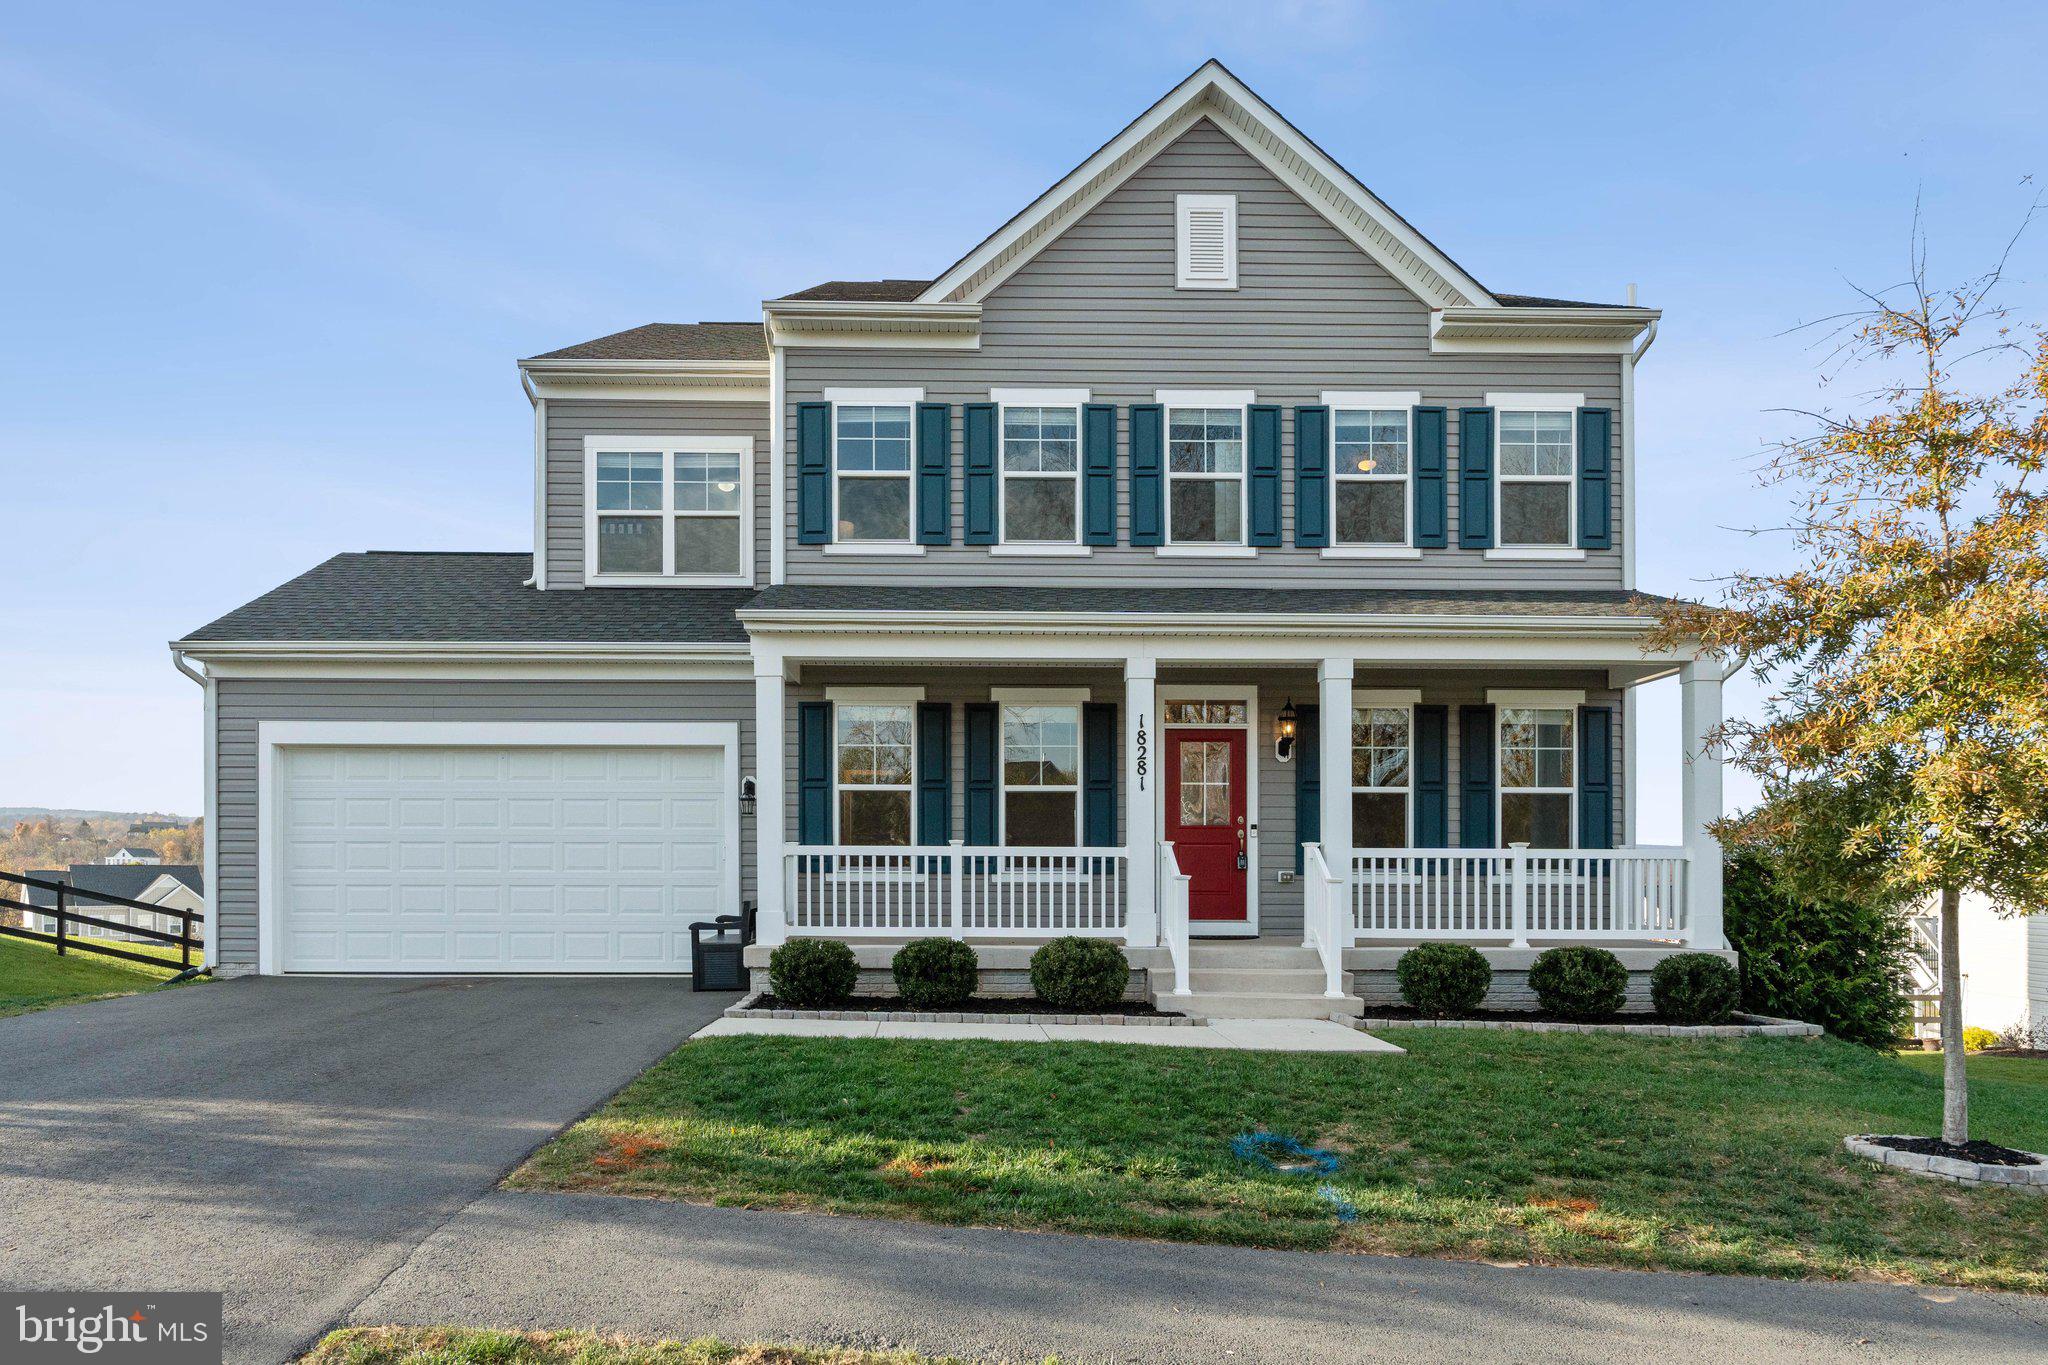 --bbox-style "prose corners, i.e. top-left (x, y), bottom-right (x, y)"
top-left (0, 808), bottom-right (196, 825)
